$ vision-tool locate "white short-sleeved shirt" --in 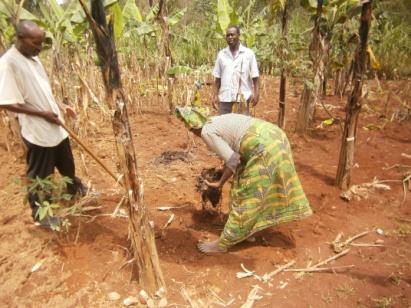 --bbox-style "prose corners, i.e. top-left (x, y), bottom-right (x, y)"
top-left (213, 44), bottom-right (259, 102)
top-left (0, 46), bottom-right (67, 147)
